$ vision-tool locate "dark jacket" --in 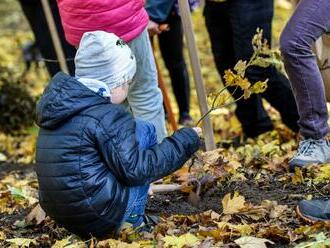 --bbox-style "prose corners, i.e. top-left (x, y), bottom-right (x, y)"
top-left (35, 72), bottom-right (200, 237)
top-left (145, 0), bottom-right (176, 23)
